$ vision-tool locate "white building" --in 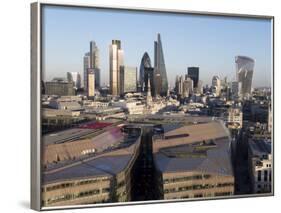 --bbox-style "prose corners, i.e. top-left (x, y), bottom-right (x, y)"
top-left (109, 40), bottom-right (124, 96)
top-left (212, 76), bottom-right (221, 97)
top-left (248, 139), bottom-right (272, 193)
top-left (226, 107), bottom-right (243, 129)
top-left (112, 100), bottom-right (145, 115)
top-left (87, 69), bottom-right (95, 97)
